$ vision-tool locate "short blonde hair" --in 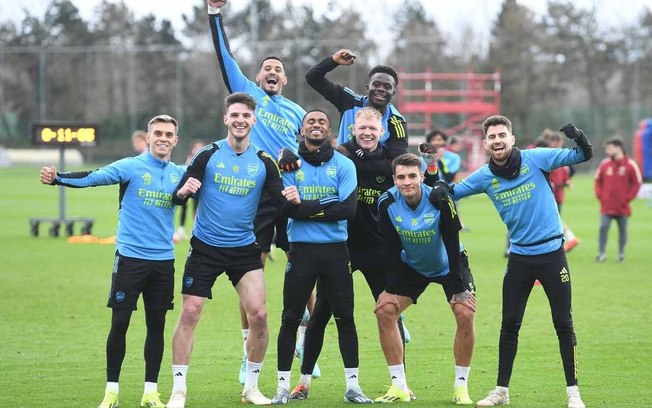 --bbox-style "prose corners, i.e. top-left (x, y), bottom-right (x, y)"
top-left (355, 107), bottom-right (382, 123)
top-left (147, 114), bottom-right (178, 133)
